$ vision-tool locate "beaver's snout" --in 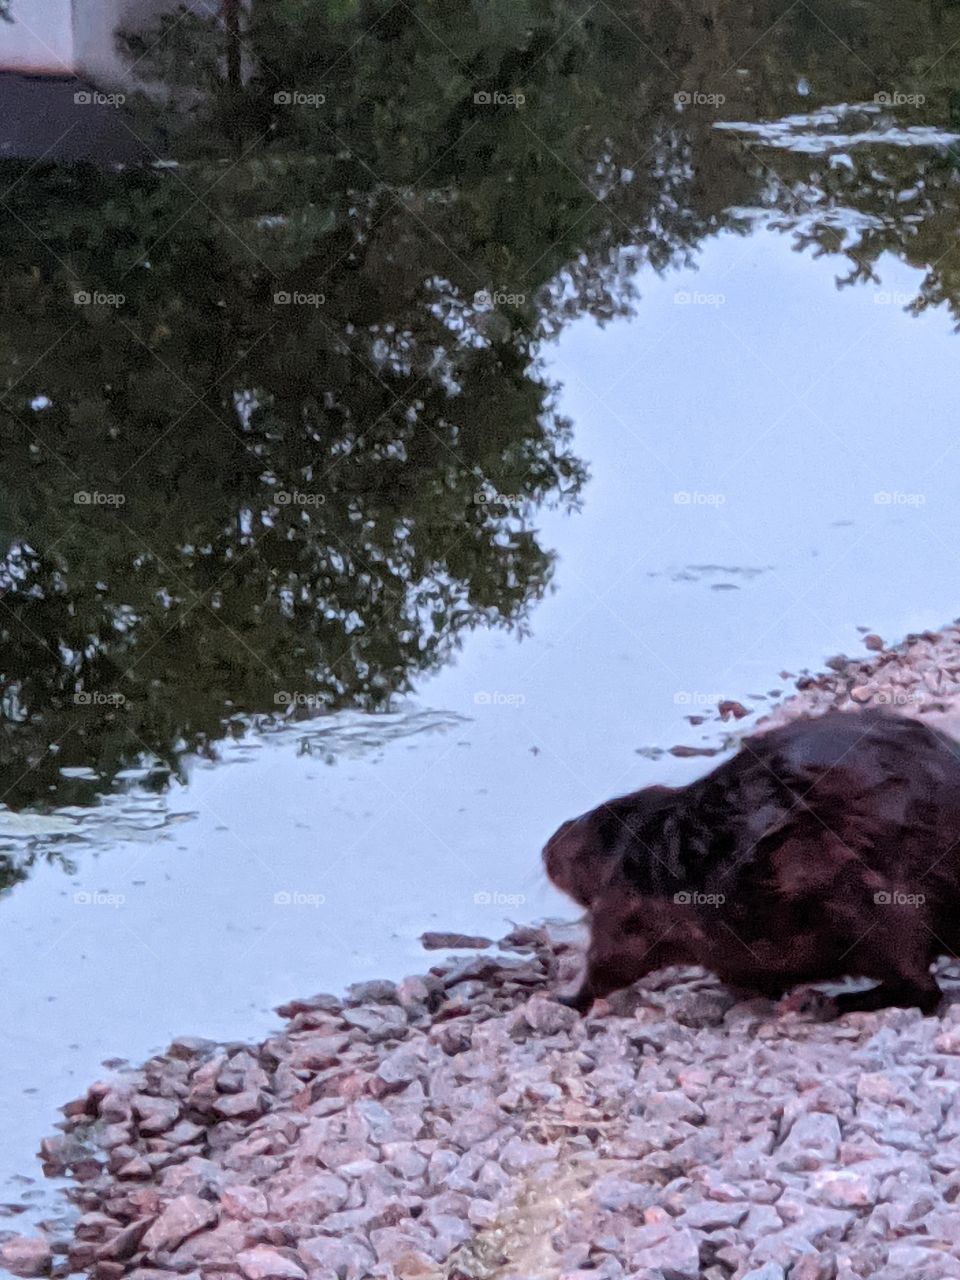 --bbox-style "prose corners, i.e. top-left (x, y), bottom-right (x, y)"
top-left (542, 815), bottom-right (576, 883)
top-left (543, 812), bottom-right (603, 908)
